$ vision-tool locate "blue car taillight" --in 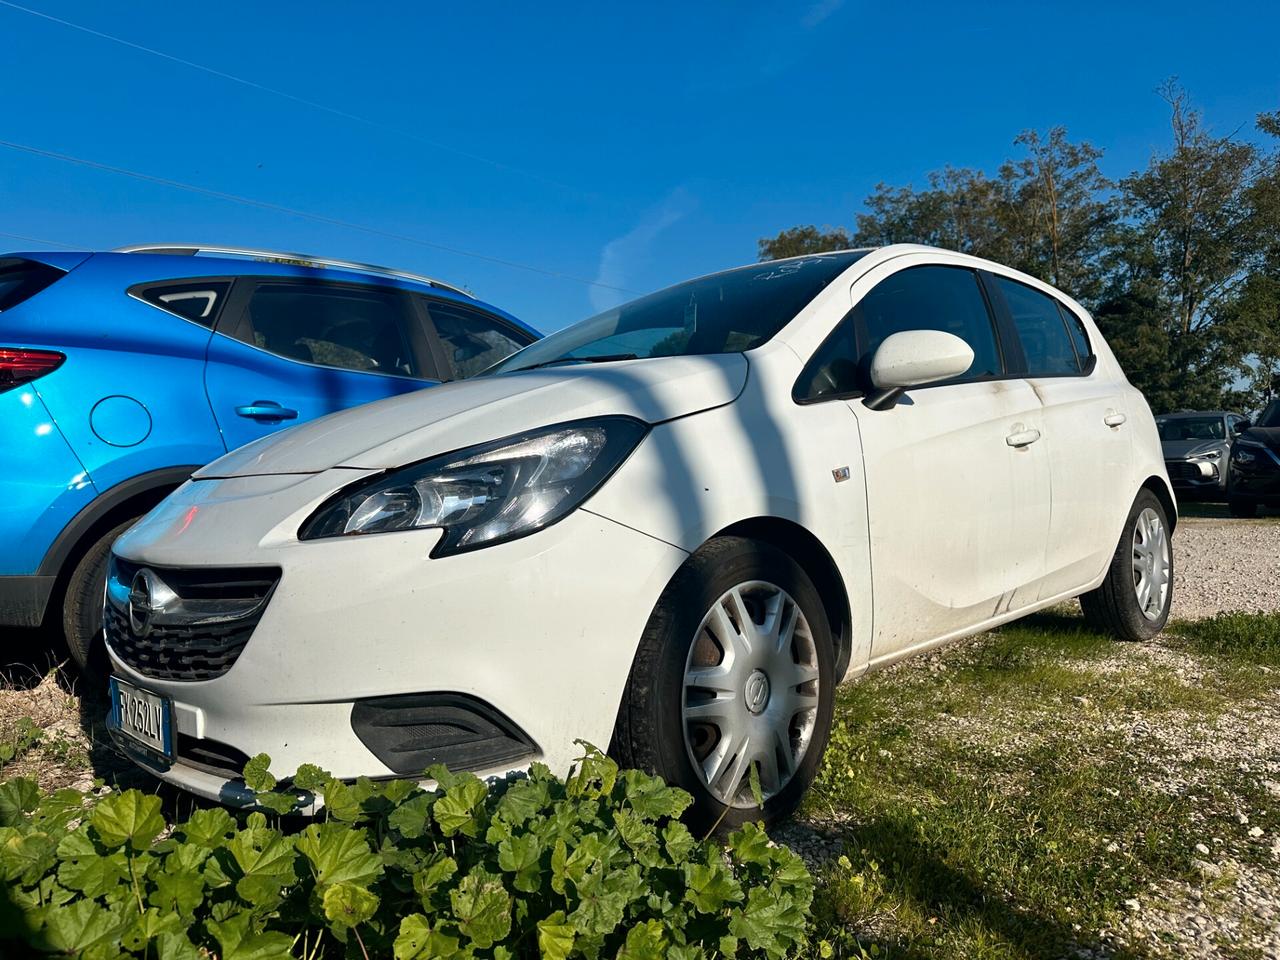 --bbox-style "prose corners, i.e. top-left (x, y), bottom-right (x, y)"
top-left (0, 348), bottom-right (65, 393)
